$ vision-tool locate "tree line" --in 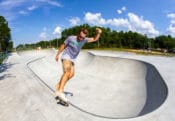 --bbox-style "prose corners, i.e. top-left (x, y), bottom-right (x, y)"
top-left (0, 16), bottom-right (13, 52)
top-left (16, 24), bottom-right (175, 52)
